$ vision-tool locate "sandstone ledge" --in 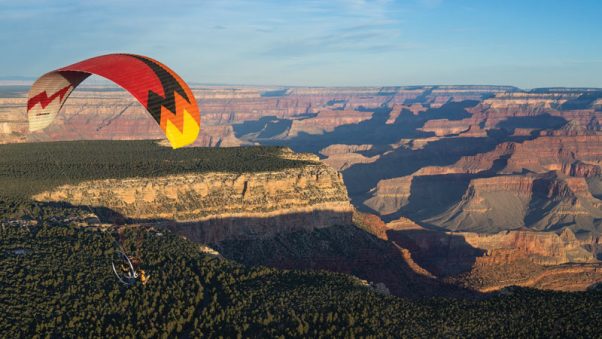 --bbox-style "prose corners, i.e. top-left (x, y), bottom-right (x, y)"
top-left (32, 155), bottom-right (353, 242)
